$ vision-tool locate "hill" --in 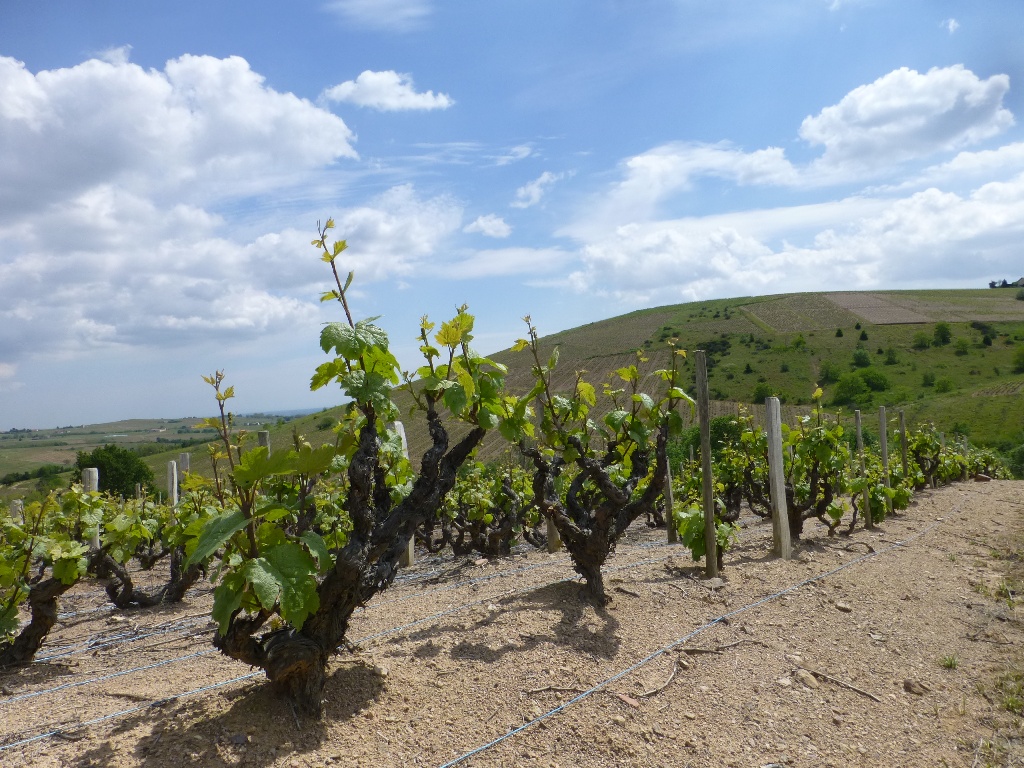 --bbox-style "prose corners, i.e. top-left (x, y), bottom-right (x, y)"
top-left (5, 286), bottom-right (1024, 497)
